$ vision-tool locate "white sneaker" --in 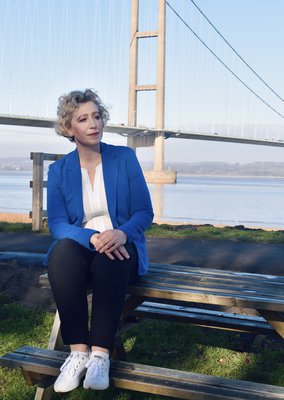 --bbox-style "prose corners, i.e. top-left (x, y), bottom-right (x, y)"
top-left (54, 351), bottom-right (89, 393)
top-left (83, 351), bottom-right (110, 390)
